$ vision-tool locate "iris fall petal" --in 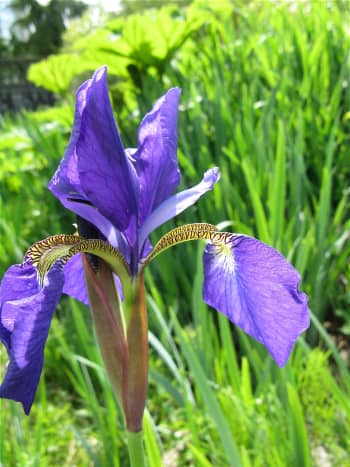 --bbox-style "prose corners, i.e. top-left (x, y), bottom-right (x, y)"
top-left (202, 235), bottom-right (309, 367)
top-left (0, 263), bottom-right (64, 414)
top-left (0, 263), bottom-right (39, 350)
